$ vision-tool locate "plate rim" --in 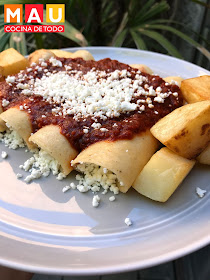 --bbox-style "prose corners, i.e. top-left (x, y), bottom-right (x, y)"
top-left (0, 46), bottom-right (209, 275)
